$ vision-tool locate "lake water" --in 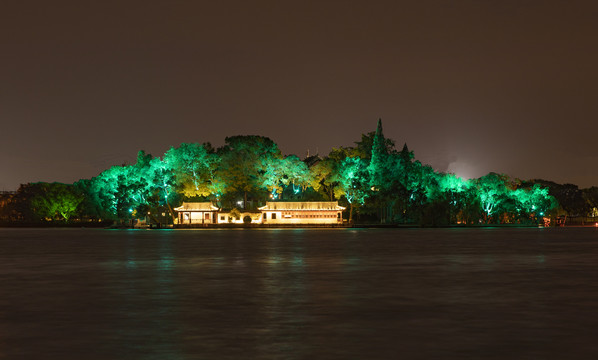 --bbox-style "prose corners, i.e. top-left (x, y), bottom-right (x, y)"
top-left (1, 227), bottom-right (598, 359)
